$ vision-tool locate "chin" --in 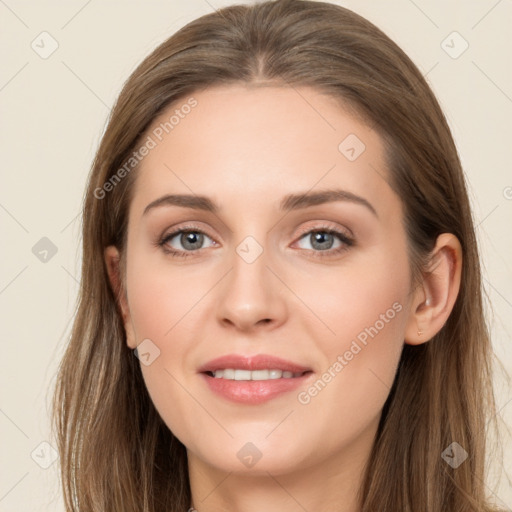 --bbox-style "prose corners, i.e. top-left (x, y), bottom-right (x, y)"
top-left (187, 435), bottom-right (315, 477)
